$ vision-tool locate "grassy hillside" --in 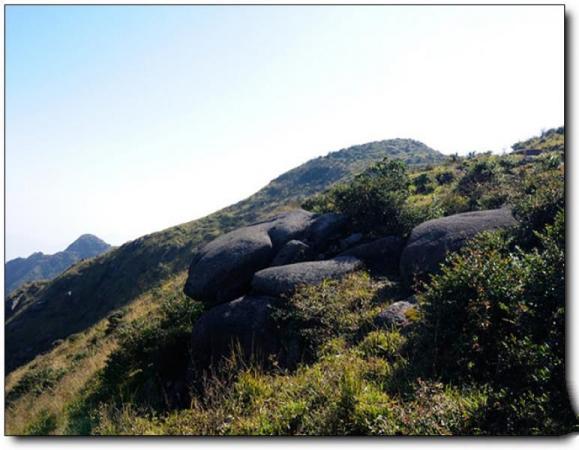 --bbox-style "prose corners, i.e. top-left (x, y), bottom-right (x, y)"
top-left (5, 128), bottom-right (573, 436)
top-left (6, 138), bottom-right (444, 373)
